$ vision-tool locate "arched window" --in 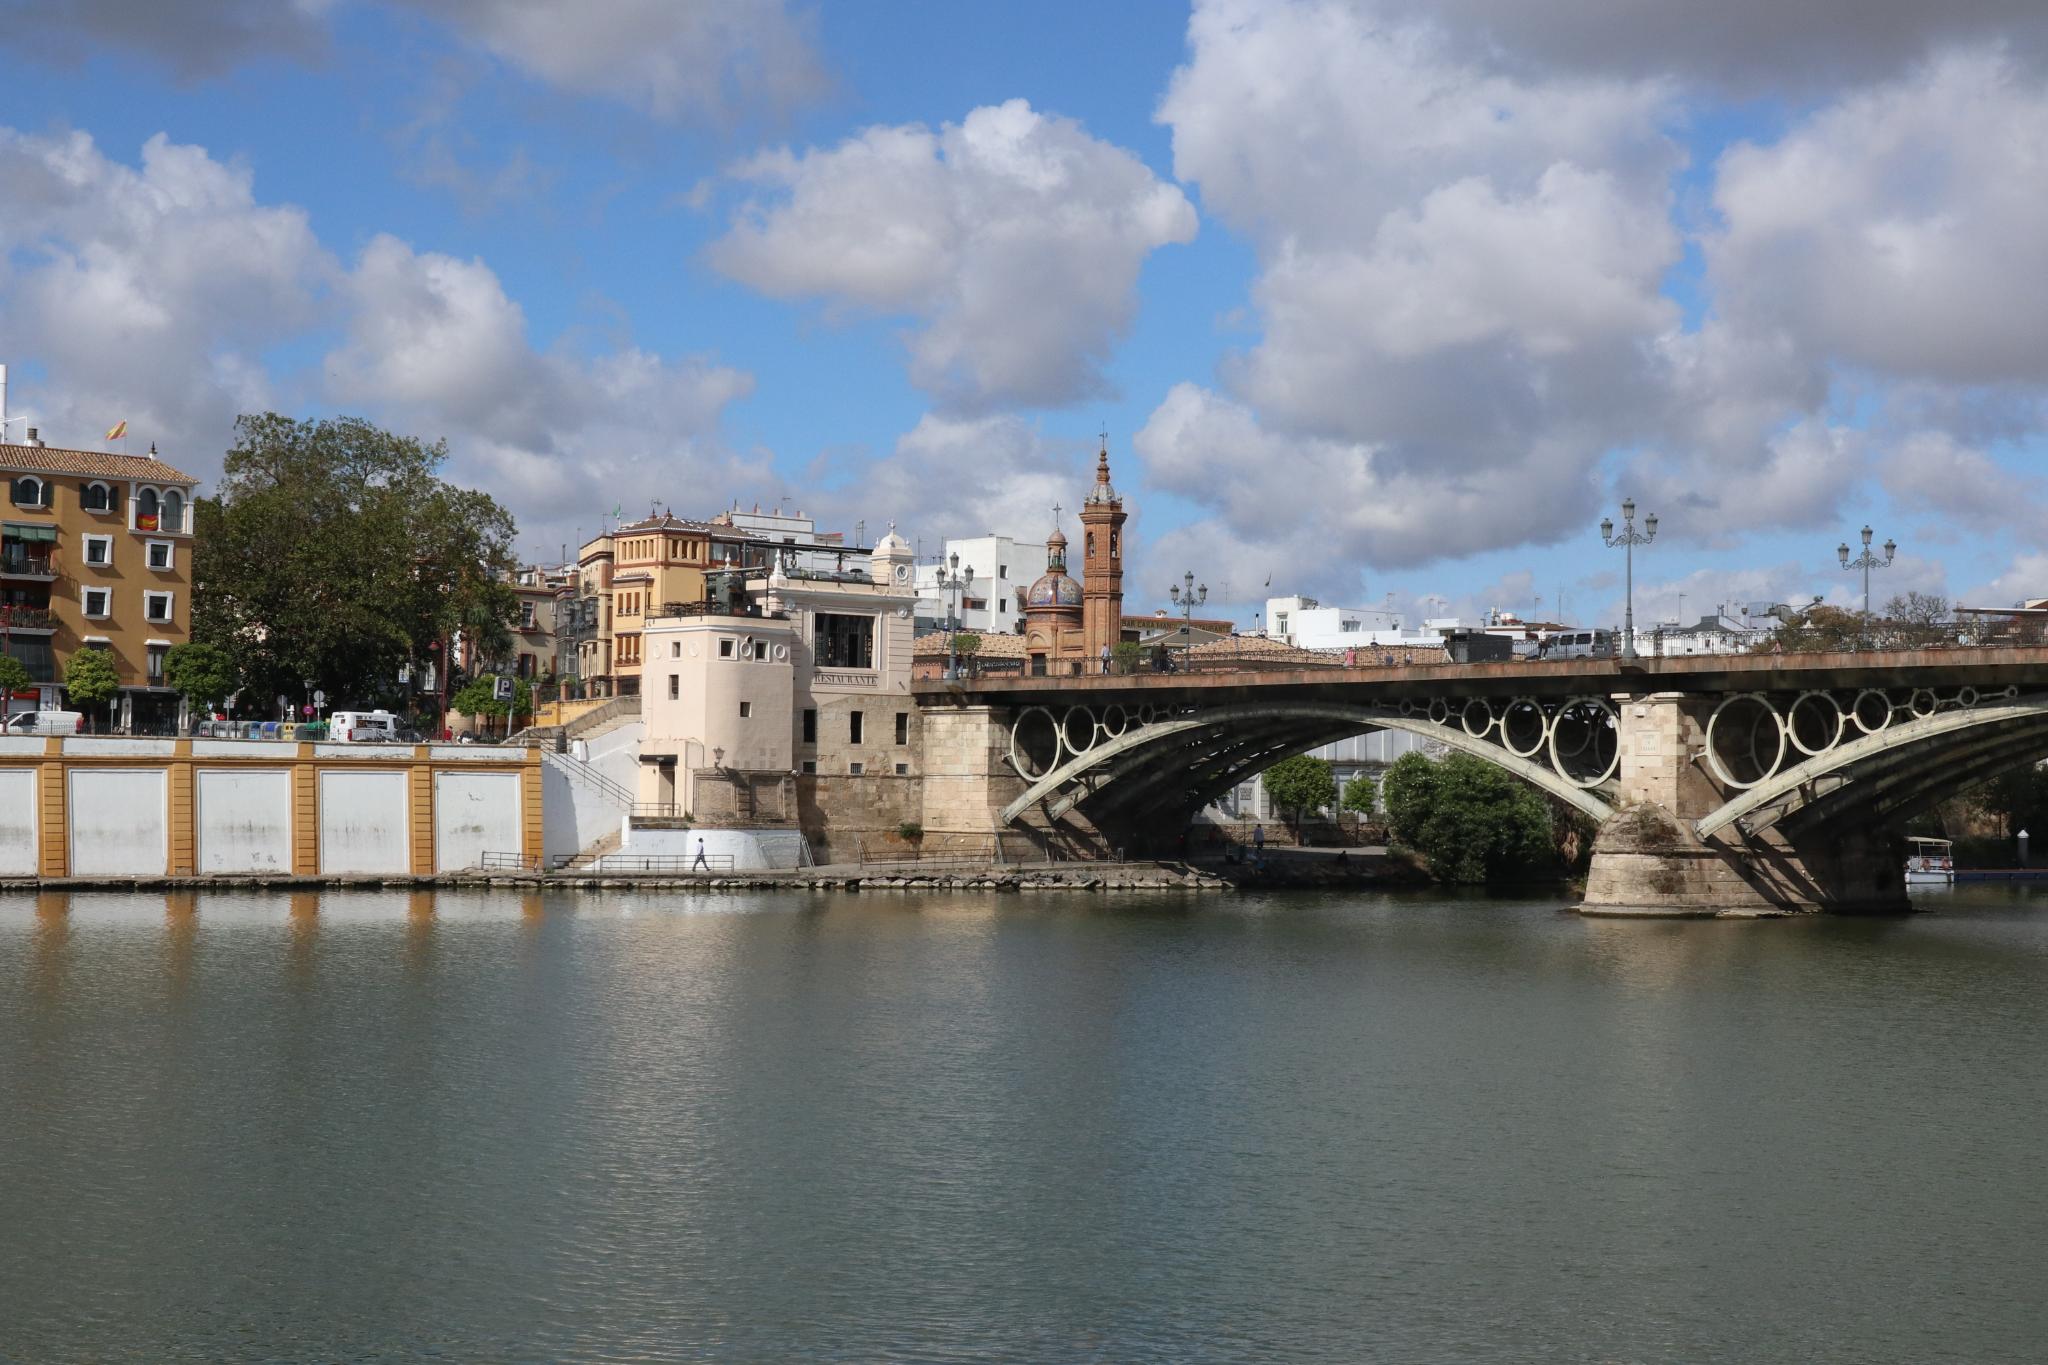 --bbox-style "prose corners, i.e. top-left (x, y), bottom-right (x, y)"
top-left (160, 489), bottom-right (184, 533)
top-left (137, 487), bottom-right (159, 530)
top-left (11, 476), bottom-right (43, 508)
top-left (80, 481), bottom-right (111, 513)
